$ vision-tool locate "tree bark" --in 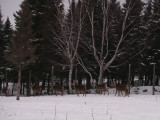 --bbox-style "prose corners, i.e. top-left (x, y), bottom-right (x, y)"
top-left (16, 65), bottom-right (22, 100)
top-left (68, 63), bottom-right (73, 94)
top-left (152, 64), bottom-right (155, 95)
top-left (47, 74), bottom-right (50, 94)
top-left (50, 66), bottom-right (54, 95)
top-left (27, 70), bottom-right (31, 96)
top-left (12, 83), bottom-right (15, 96)
top-left (6, 71), bottom-right (8, 88)
top-left (128, 64), bottom-right (131, 94)
top-left (98, 65), bottom-right (103, 84)
top-left (0, 79), bottom-right (2, 94)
